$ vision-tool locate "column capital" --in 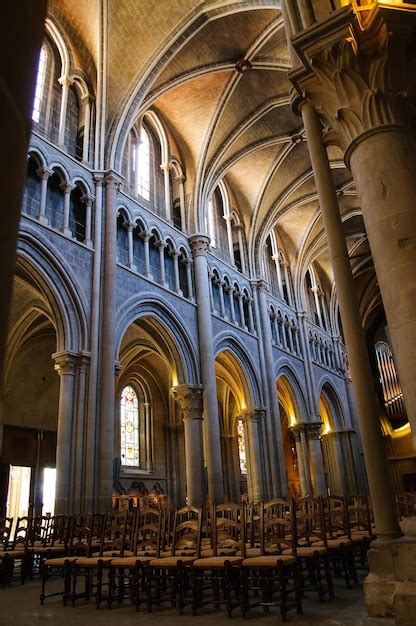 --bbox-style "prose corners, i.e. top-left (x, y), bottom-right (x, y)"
top-left (289, 3), bottom-right (416, 156)
top-left (240, 408), bottom-right (266, 423)
top-left (52, 351), bottom-right (78, 376)
top-left (175, 173), bottom-right (186, 182)
top-left (251, 278), bottom-right (269, 293)
top-left (171, 384), bottom-right (203, 419)
top-left (160, 161), bottom-right (172, 173)
top-left (104, 171), bottom-right (123, 190)
top-left (36, 166), bottom-right (53, 181)
top-left (59, 180), bottom-right (76, 194)
top-left (81, 193), bottom-right (94, 206)
top-left (189, 233), bottom-right (210, 258)
top-left (304, 421), bottom-right (323, 440)
top-left (58, 75), bottom-right (73, 88)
